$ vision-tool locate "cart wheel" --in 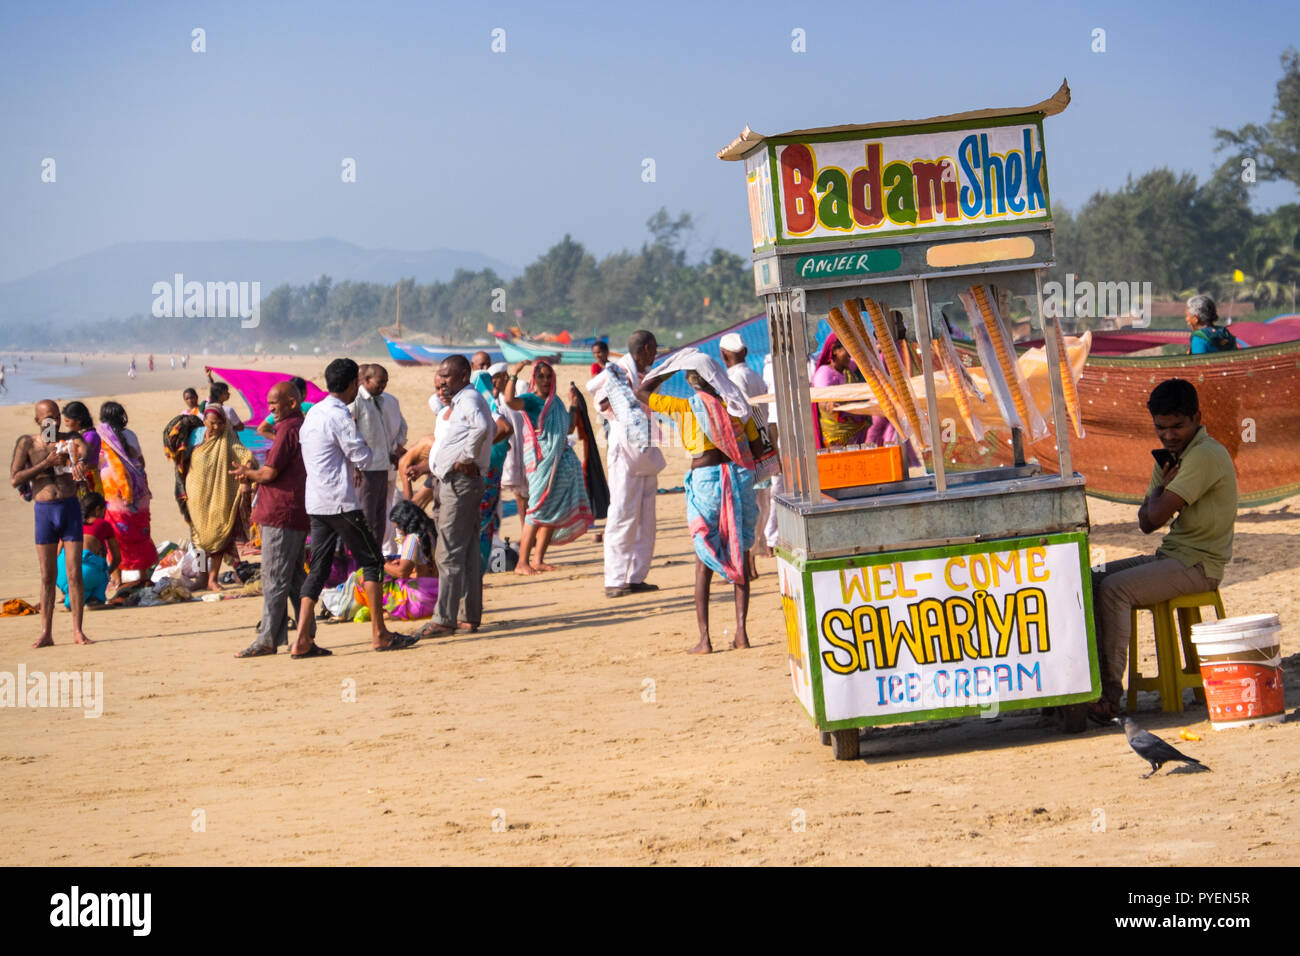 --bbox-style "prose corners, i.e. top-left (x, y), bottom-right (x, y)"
top-left (1060, 703), bottom-right (1089, 734)
top-left (830, 729), bottom-right (860, 761)
top-left (820, 731), bottom-right (832, 746)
